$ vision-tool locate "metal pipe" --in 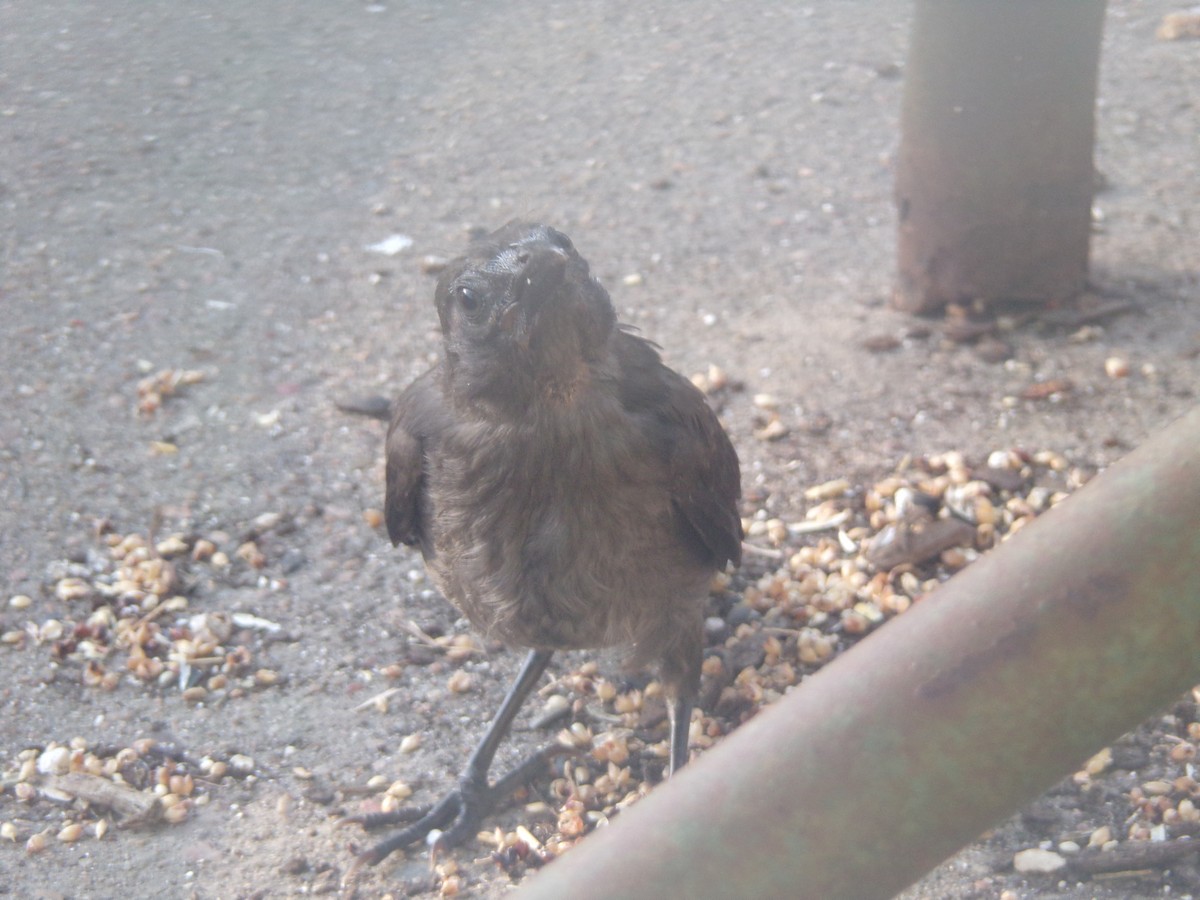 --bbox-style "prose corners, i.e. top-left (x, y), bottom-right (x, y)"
top-left (516, 405), bottom-right (1200, 900)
